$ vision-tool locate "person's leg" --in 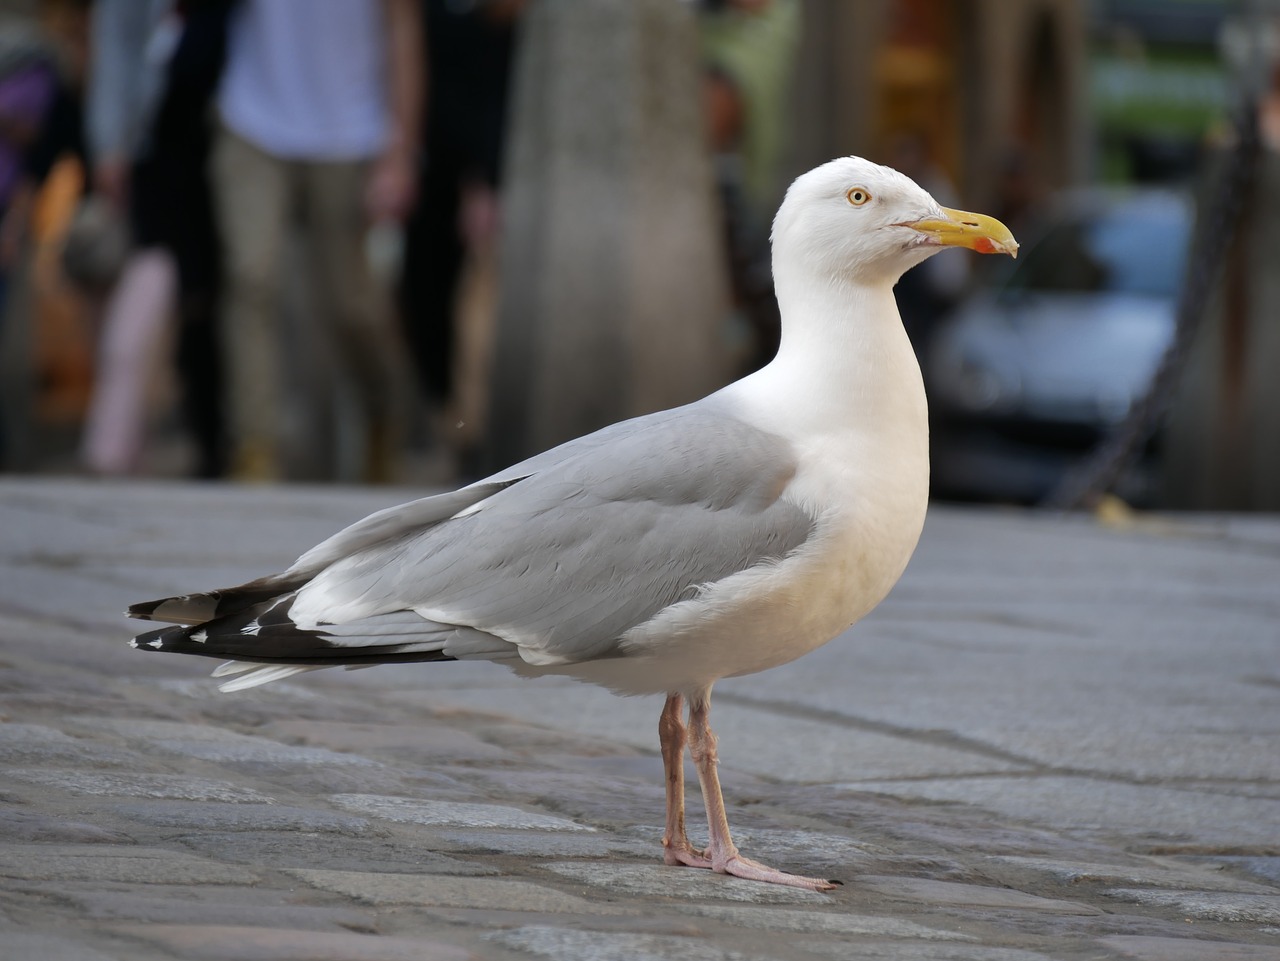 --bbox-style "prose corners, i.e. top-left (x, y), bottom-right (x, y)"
top-left (80, 248), bottom-right (177, 475)
top-left (399, 150), bottom-right (465, 407)
top-left (303, 158), bottom-right (407, 482)
top-left (174, 287), bottom-right (224, 478)
top-left (145, 131), bottom-right (227, 480)
top-left (210, 124), bottom-right (291, 480)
